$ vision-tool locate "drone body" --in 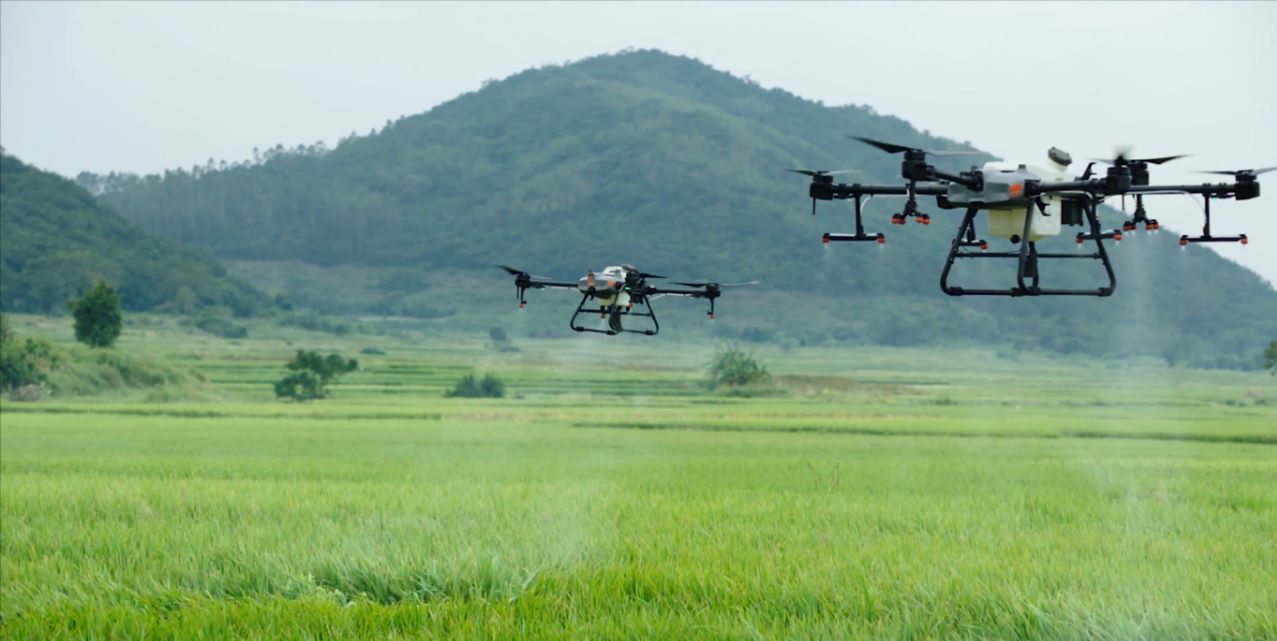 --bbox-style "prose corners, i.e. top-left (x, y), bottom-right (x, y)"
top-left (498, 264), bottom-right (755, 336)
top-left (794, 137), bottom-right (1268, 297)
